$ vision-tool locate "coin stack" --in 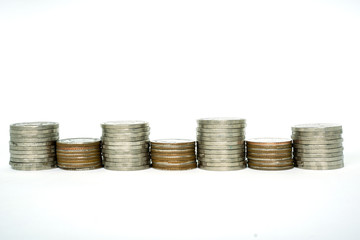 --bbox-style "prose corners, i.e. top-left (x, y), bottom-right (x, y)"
top-left (246, 138), bottom-right (294, 170)
top-left (101, 121), bottom-right (150, 171)
top-left (292, 123), bottom-right (344, 170)
top-left (9, 122), bottom-right (59, 171)
top-left (151, 139), bottom-right (197, 170)
top-left (56, 138), bottom-right (102, 170)
top-left (197, 118), bottom-right (246, 171)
